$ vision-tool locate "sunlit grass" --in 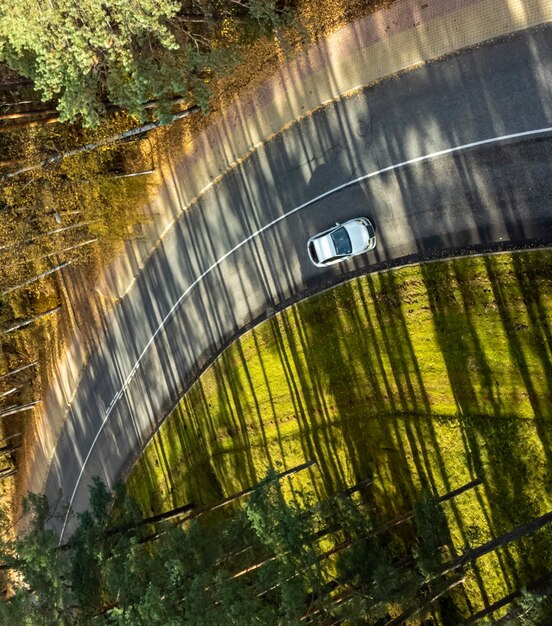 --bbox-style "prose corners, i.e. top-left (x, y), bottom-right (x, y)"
top-left (127, 249), bottom-right (552, 614)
